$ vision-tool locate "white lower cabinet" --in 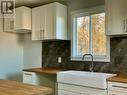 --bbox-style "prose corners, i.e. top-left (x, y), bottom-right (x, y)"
top-left (58, 83), bottom-right (107, 95)
top-left (58, 90), bottom-right (94, 95)
top-left (108, 82), bottom-right (127, 95)
top-left (58, 89), bottom-right (105, 95)
top-left (108, 91), bottom-right (127, 95)
top-left (23, 71), bottom-right (38, 85)
top-left (58, 90), bottom-right (80, 95)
